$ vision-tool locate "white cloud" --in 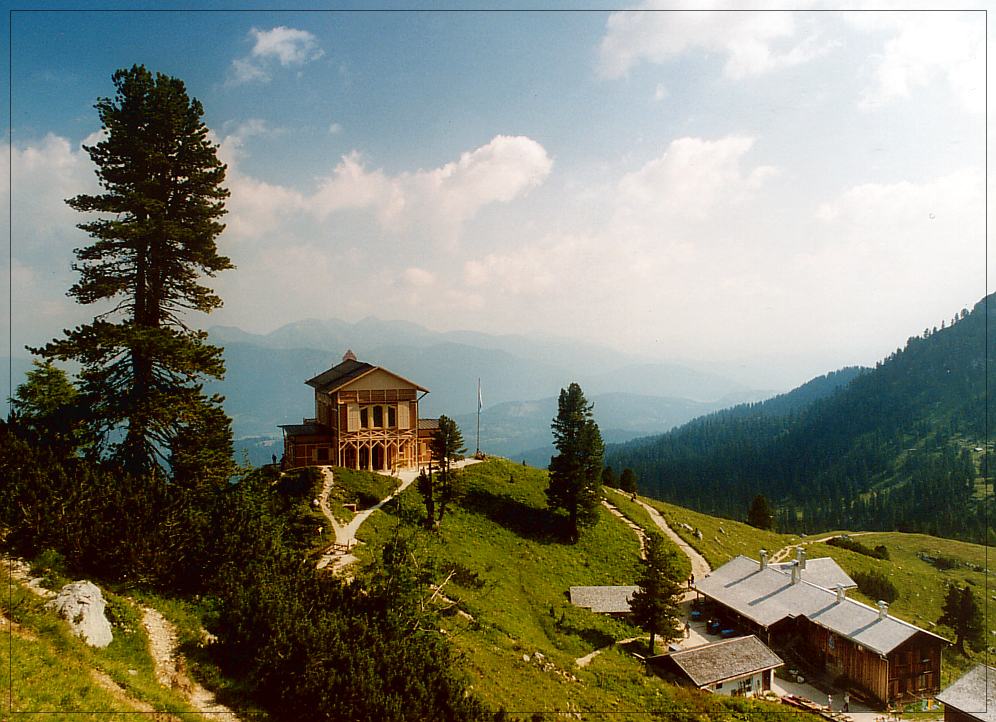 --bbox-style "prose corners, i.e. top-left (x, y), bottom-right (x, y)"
top-left (228, 26), bottom-right (324, 85)
top-left (250, 26), bottom-right (324, 66)
top-left (328, 122), bottom-right (343, 135)
top-left (599, 8), bottom-right (833, 79)
top-left (654, 83), bottom-right (668, 101)
top-left (616, 135), bottom-right (773, 221)
top-left (847, 11), bottom-right (984, 113)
